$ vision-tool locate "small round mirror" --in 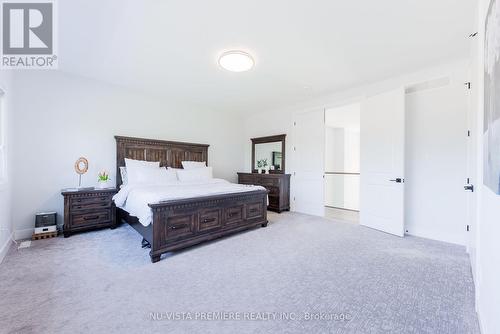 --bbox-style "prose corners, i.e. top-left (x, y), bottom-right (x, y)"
top-left (74, 157), bottom-right (89, 175)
